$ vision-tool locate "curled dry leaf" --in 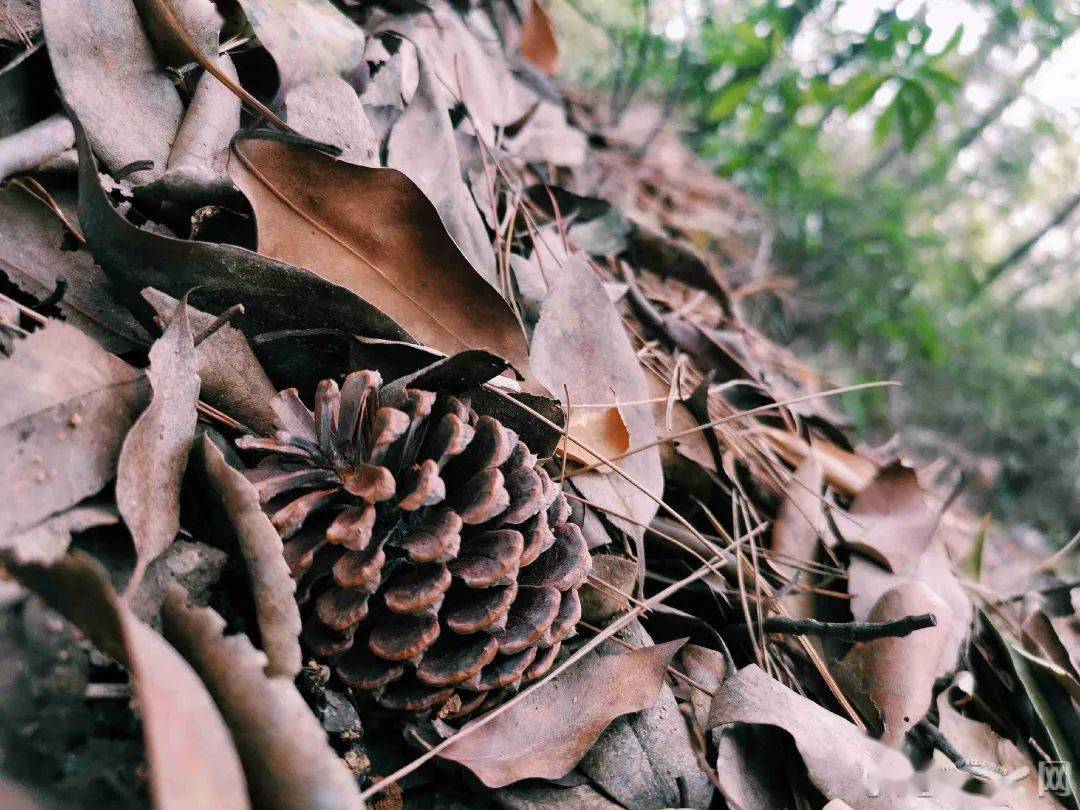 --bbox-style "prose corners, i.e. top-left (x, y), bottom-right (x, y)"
top-left (579, 553), bottom-right (637, 623)
top-left (839, 581), bottom-right (952, 746)
top-left (0, 320), bottom-right (147, 537)
top-left (228, 135), bottom-right (530, 375)
top-left (73, 115), bottom-right (410, 345)
top-left (519, 0), bottom-right (559, 75)
top-left (42, 0), bottom-right (182, 182)
top-left (6, 552), bottom-right (250, 809)
top-left (117, 296), bottom-right (200, 595)
top-left (0, 184), bottom-right (145, 355)
top-left (707, 665), bottom-right (992, 809)
top-left (770, 454), bottom-right (825, 620)
top-left (556, 406), bottom-right (631, 473)
top-left (439, 638), bottom-right (686, 788)
top-left (199, 432), bottom-right (301, 677)
top-left (234, 0), bottom-right (366, 97)
top-left (141, 53), bottom-right (241, 204)
top-left (162, 589), bottom-right (363, 810)
top-left (142, 289), bottom-right (278, 436)
top-left (531, 254), bottom-right (663, 545)
top-left (0, 114), bottom-right (74, 182)
top-left (834, 462), bottom-right (940, 574)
